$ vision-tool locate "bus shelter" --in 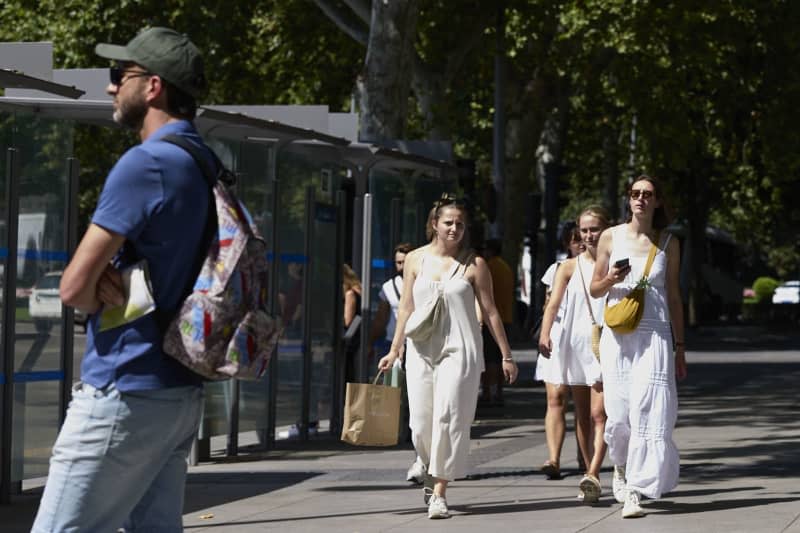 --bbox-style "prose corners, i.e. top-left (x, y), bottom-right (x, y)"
top-left (0, 74), bottom-right (455, 501)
